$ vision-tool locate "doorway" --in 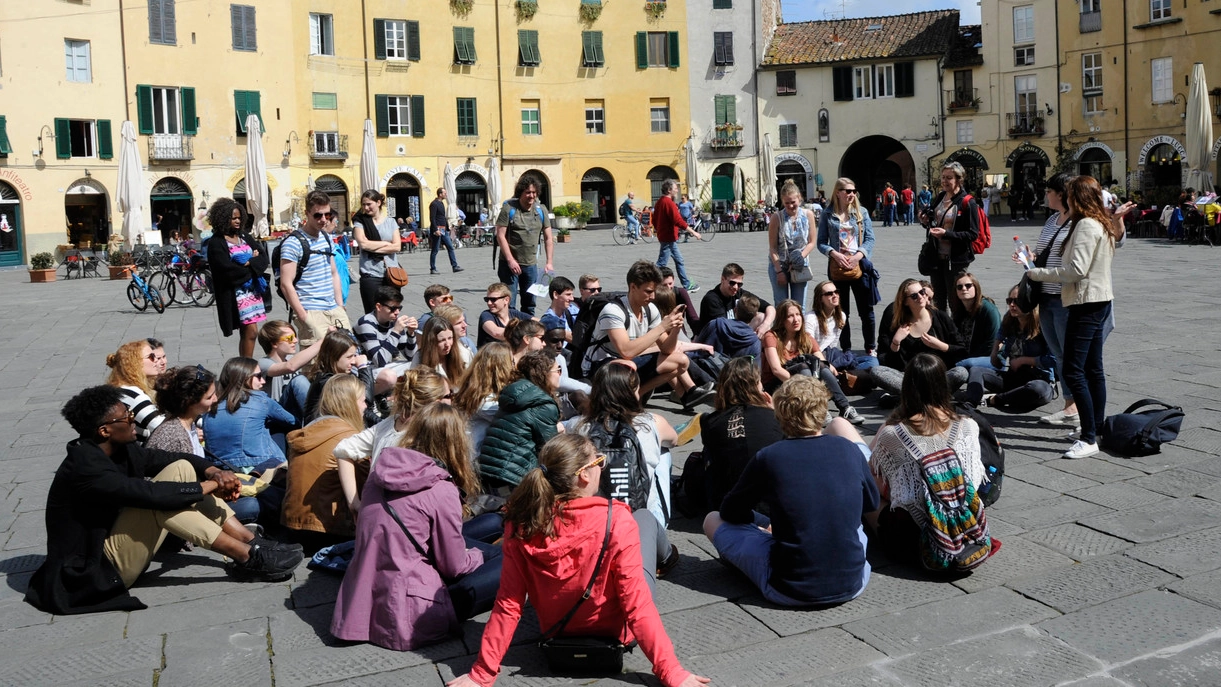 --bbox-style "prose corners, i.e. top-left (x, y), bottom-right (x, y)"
top-left (0, 182), bottom-right (22, 268)
top-left (580, 167), bottom-right (616, 223)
